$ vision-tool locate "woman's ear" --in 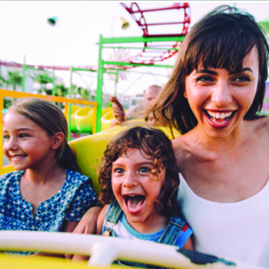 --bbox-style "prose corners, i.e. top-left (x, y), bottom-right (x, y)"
top-left (51, 132), bottom-right (65, 150)
top-left (184, 90), bottom-right (188, 99)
